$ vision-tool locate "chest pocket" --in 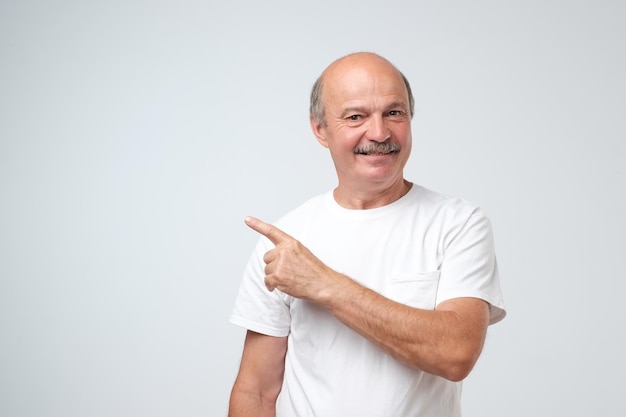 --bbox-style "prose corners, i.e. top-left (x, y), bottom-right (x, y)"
top-left (386, 271), bottom-right (441, 310)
